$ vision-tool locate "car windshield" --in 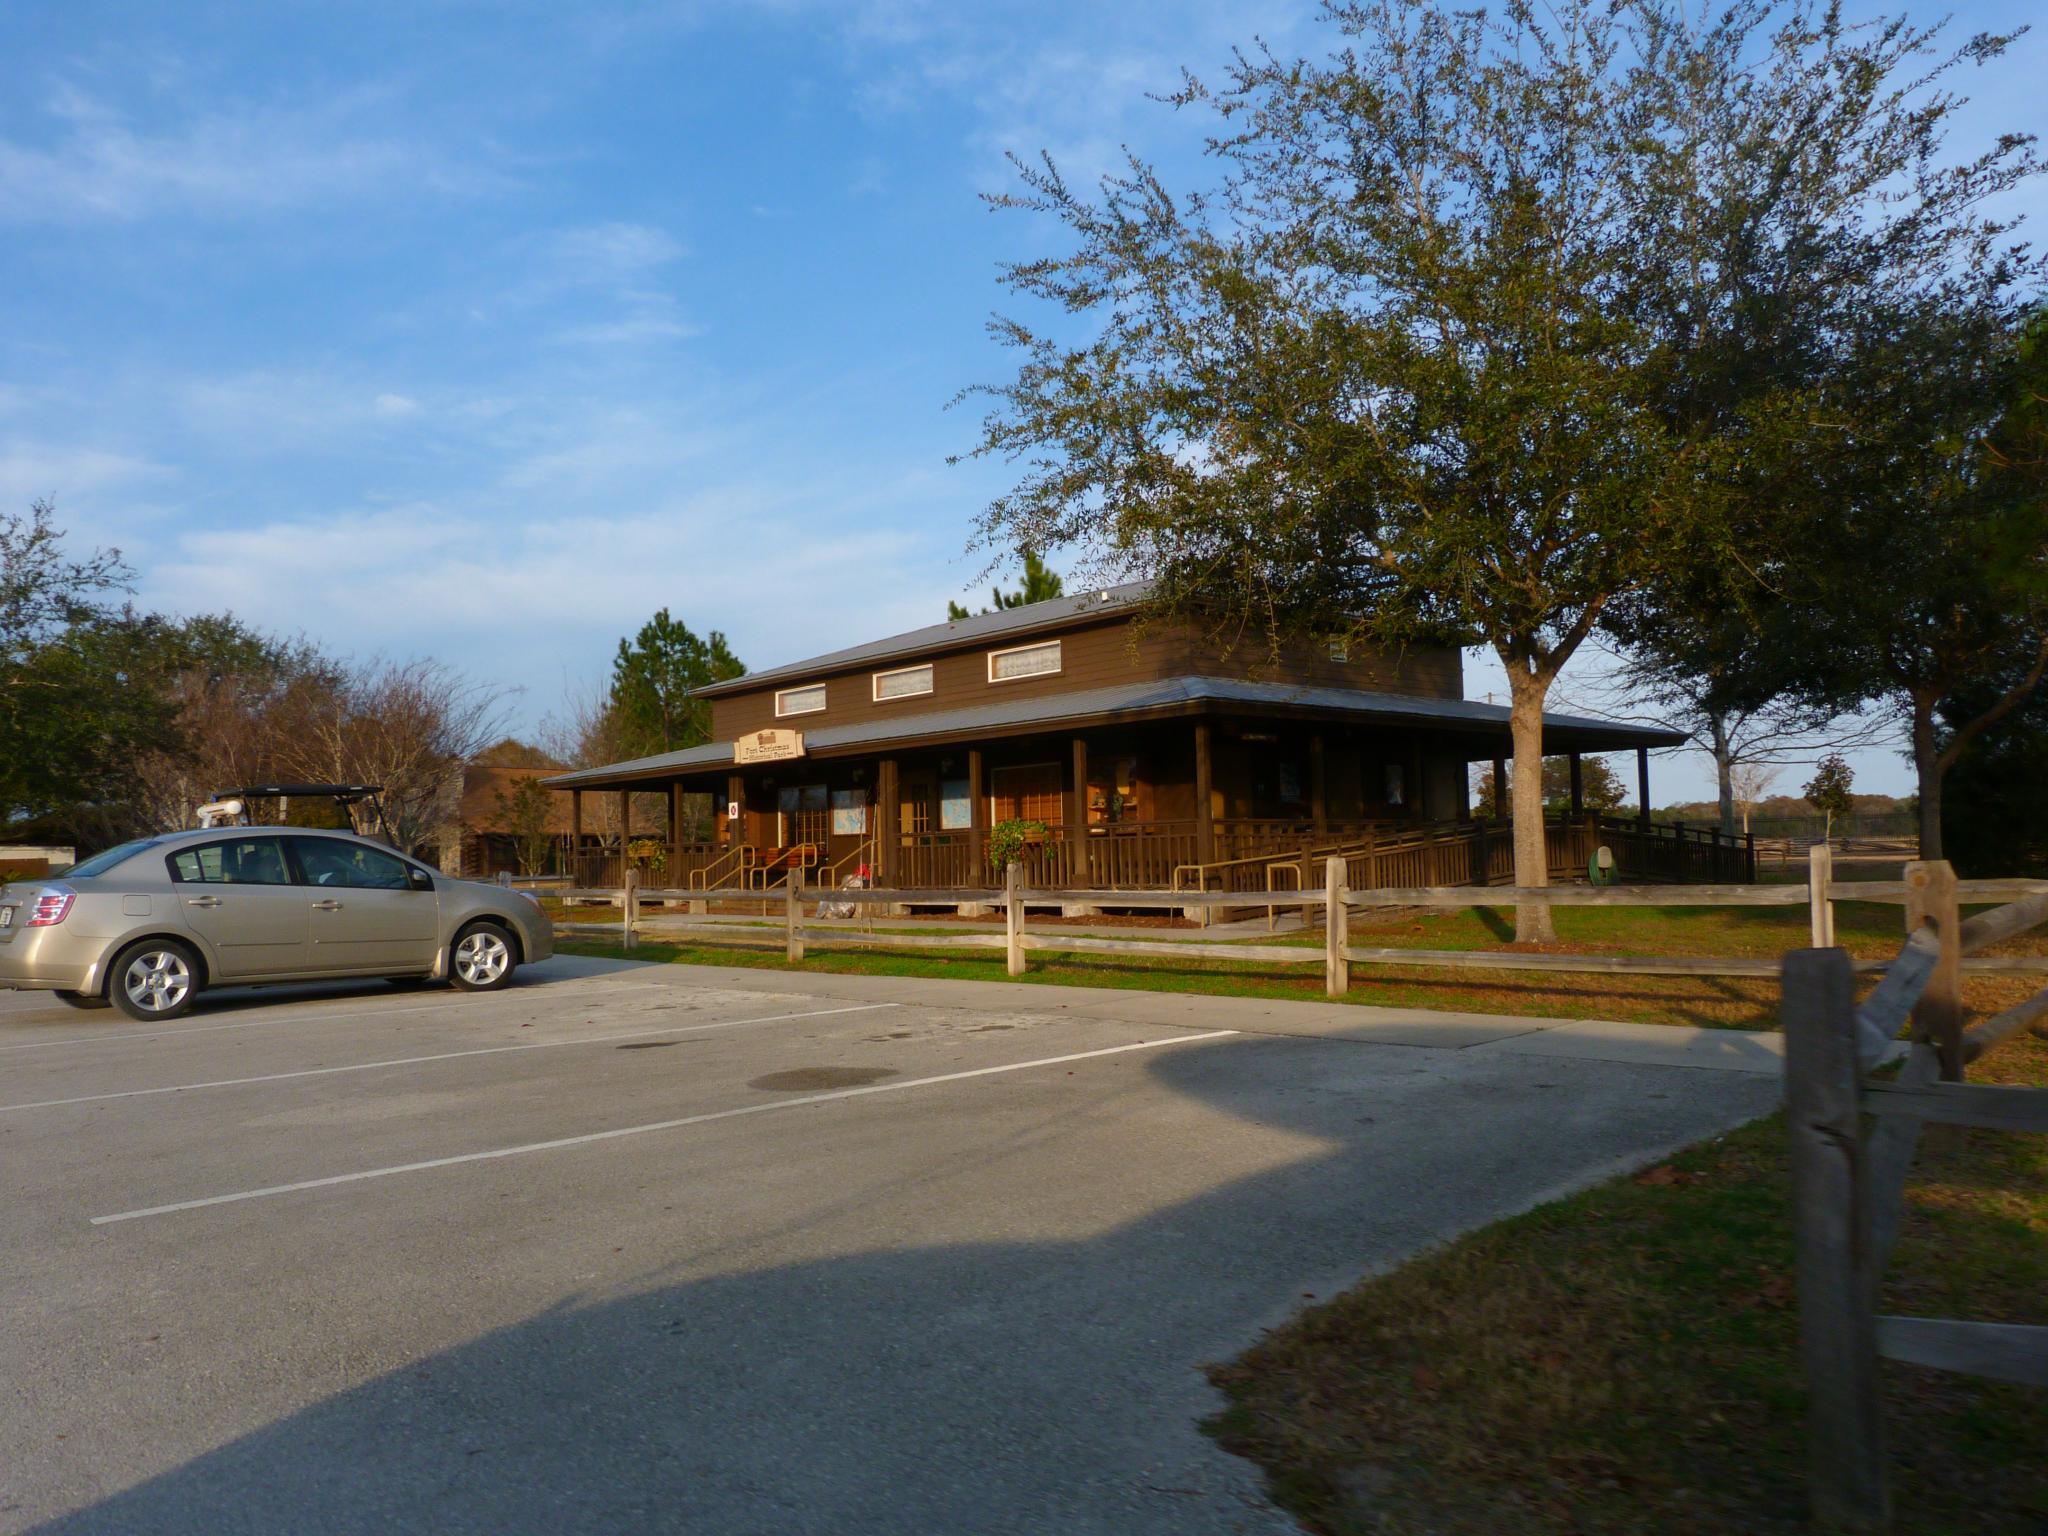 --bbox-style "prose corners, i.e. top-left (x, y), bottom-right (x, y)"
top-left (63, 839), bottom-right (165, 879)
